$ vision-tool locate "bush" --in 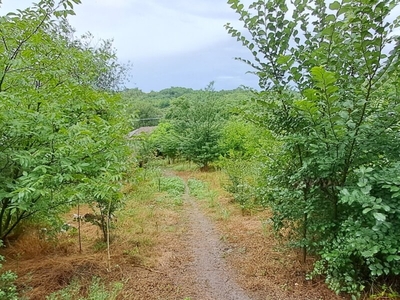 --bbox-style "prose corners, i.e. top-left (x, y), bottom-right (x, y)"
top-left (0, 241), bottom-right (18, 300)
